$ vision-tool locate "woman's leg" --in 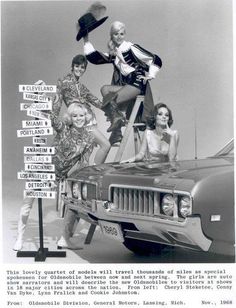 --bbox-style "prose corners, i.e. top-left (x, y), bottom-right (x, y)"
top-left (92, 127), bottom-right (111, 164)
top-left (13, 197), bottom-right (35, 251)
top-left (101, 85), bottom-right (141, 133)
top-left (100, 85), bottom-right (120, 97)
top-left (101, 84), bottom-right (140, 105)
top-left (57, 207), bottom-right (83, 250)
top-left (115, 85), bottom-right (141, 106)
